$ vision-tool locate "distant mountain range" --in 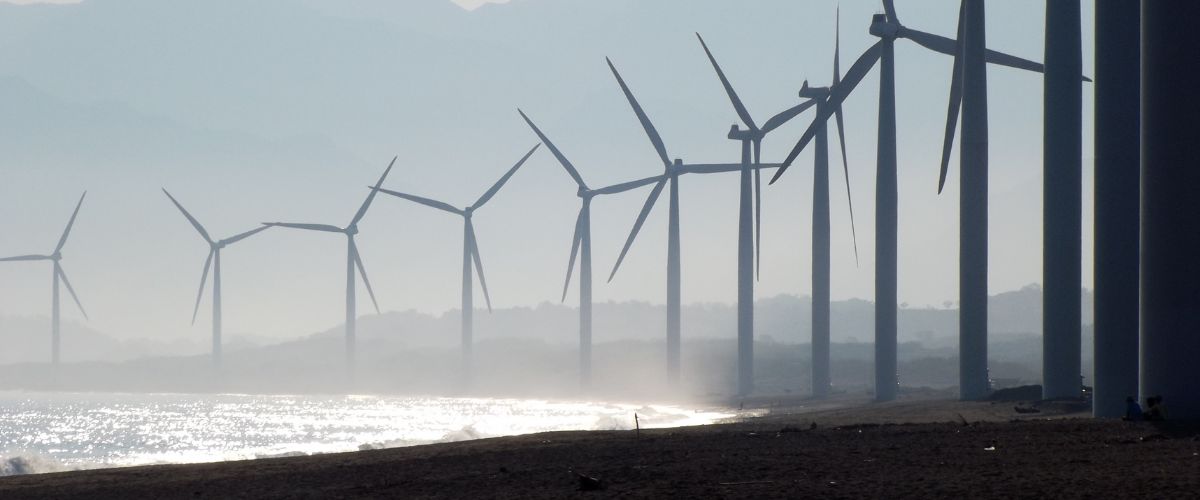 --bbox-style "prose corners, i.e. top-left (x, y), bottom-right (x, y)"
top-left (0, 284), bottom-right (1094, 397)
top-left (0, 284), bottom-right (1093, 364)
